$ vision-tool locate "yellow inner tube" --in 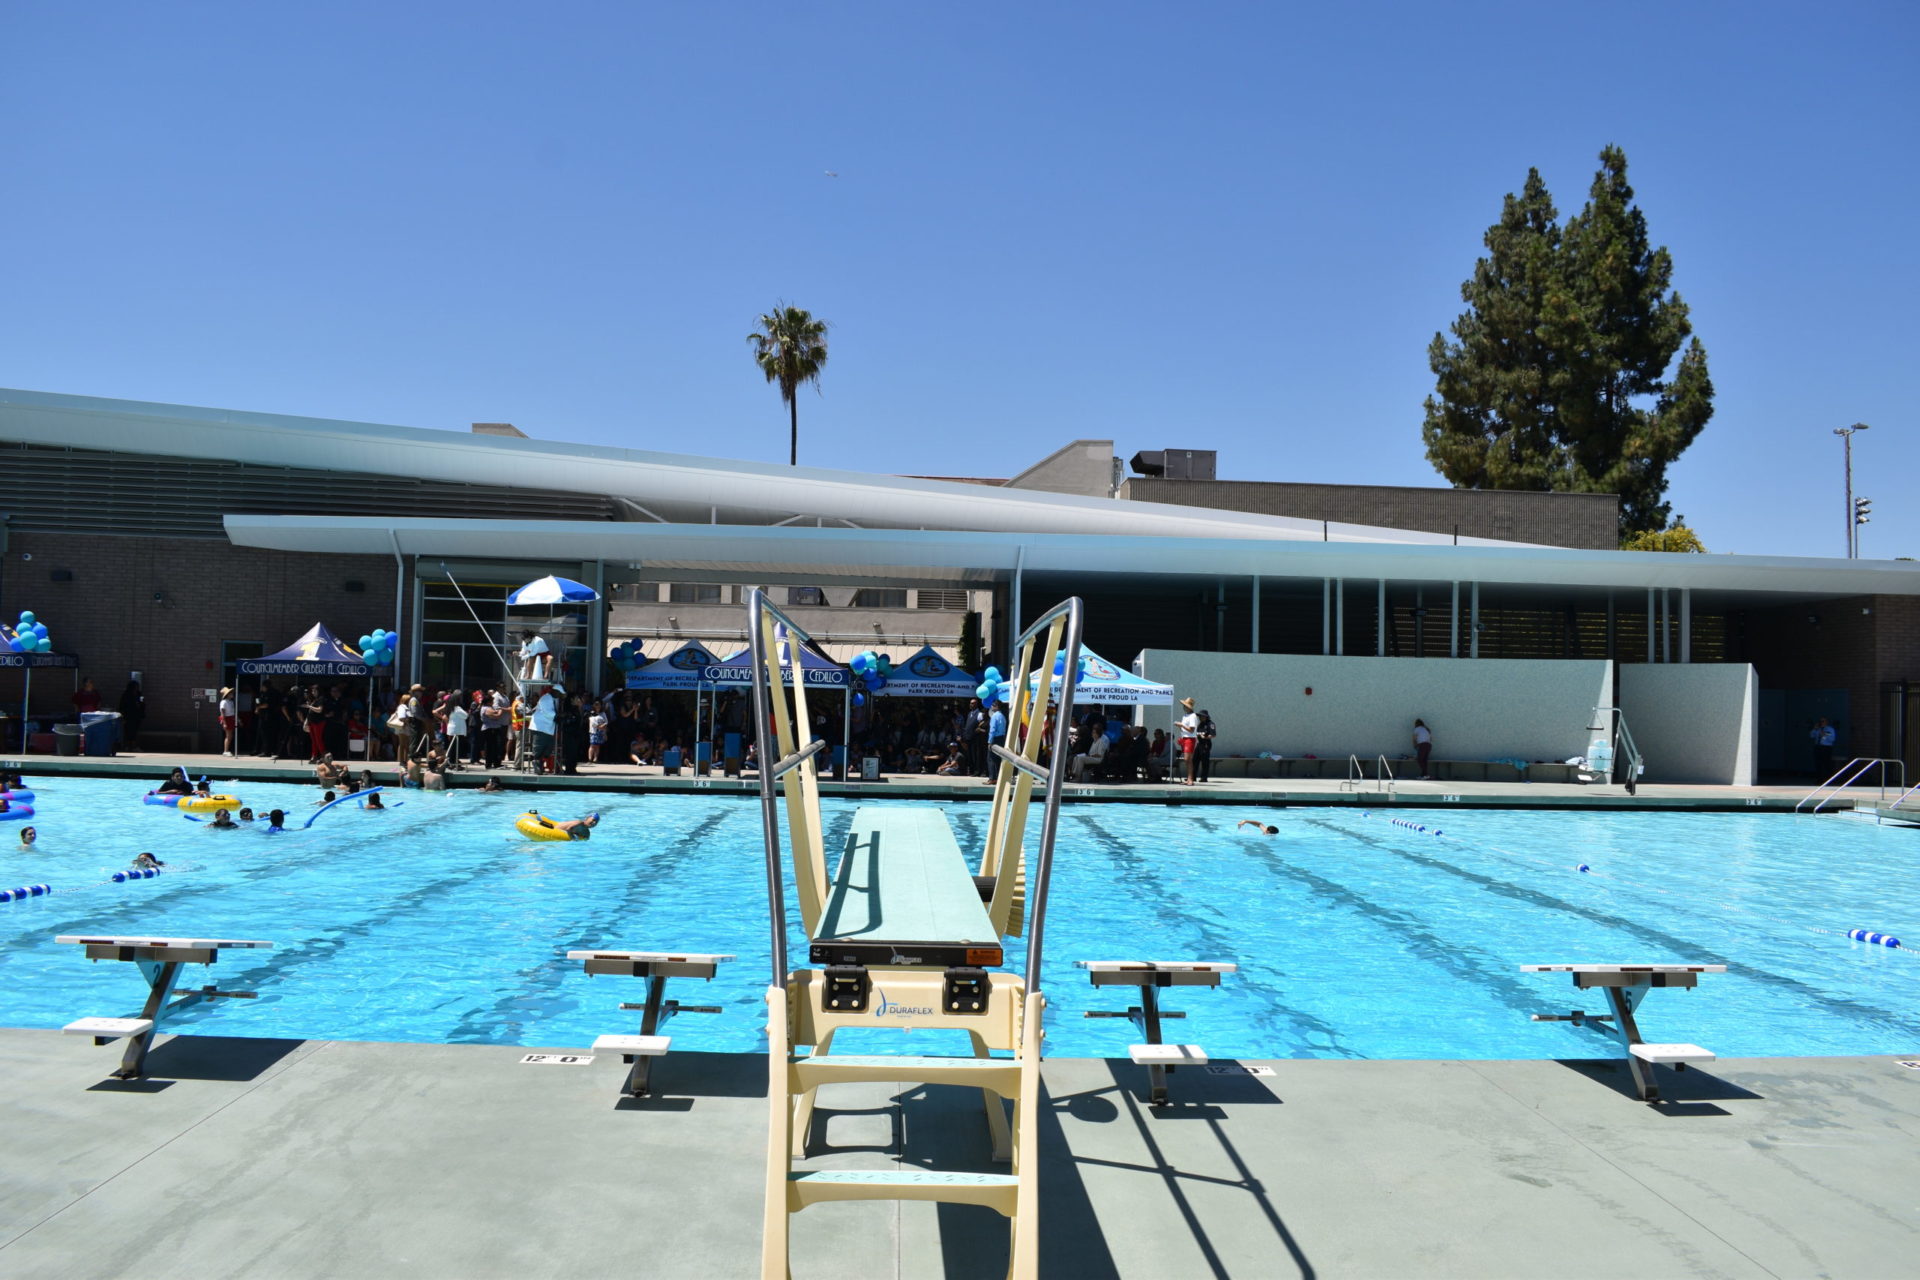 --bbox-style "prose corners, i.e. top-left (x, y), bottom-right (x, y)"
top-left (177, 794), bottom-right (243, 813)
top-left (516, 812), bottom-right (579, 841)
